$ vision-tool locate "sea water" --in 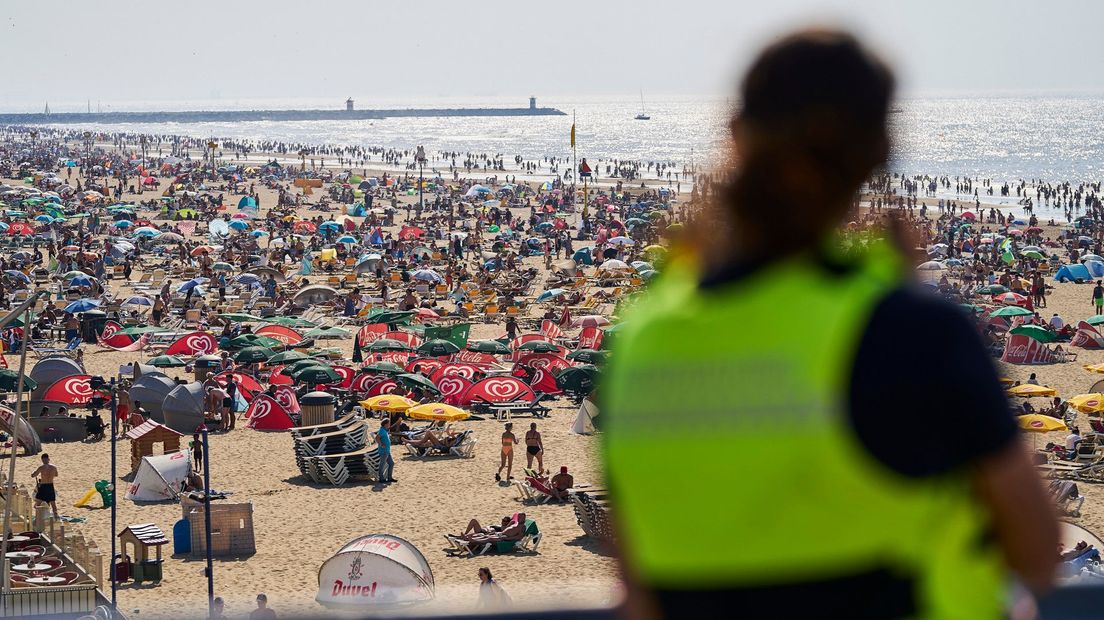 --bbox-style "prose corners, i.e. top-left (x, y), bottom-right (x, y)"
top-left (28, 94), bottom-right (1104, 185)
